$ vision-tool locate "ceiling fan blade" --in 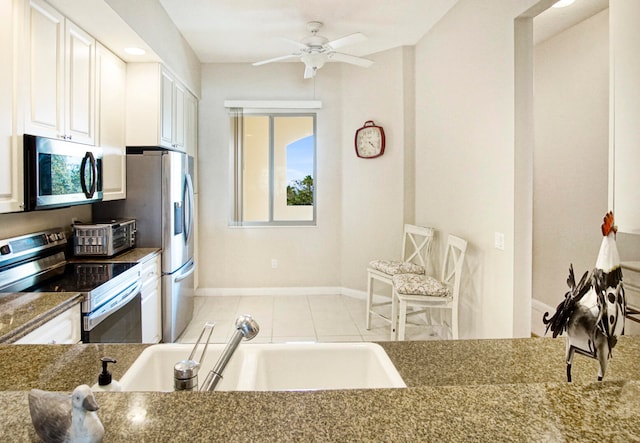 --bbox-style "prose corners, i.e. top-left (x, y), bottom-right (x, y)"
top-left (281, 37), bottom-right (309, 50)
top-left (327, 32), bottom-right (366, 50)
top-left (327, 52), bottom-right (373, 68)
top-left (252, 54), bottom-right (299, 66)
top-left (303, 65), bottom-right (316, 79)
